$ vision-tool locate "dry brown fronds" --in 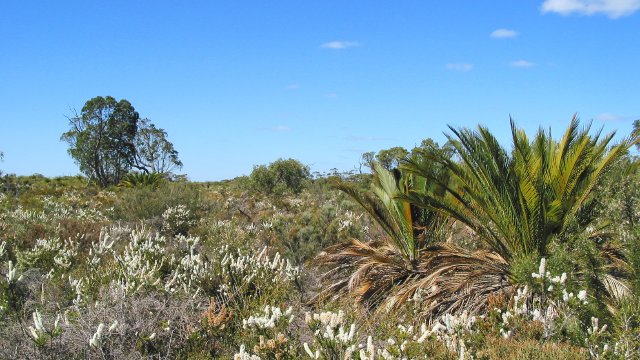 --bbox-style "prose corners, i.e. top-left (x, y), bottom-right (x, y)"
top-left (203, 297), bottom-right (233, 329)
top-left (388, 243), bottom-right (513, 318)
top-left (313, 240), bottom-right (513, 319)
top-left (312, 238), bottom-right (413, 310)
